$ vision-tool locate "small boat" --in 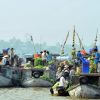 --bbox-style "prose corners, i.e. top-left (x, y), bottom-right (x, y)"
top-left (68, 84), bottom-right (100, 99)
top-left (50, 86), bottom-right (69, 96)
